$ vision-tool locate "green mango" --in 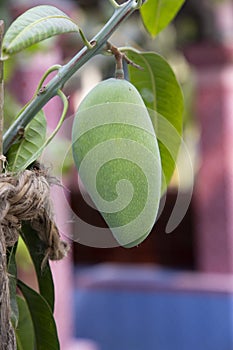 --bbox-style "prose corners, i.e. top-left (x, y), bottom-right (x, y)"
top-left (72, 78), bottom-right (161, 247)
